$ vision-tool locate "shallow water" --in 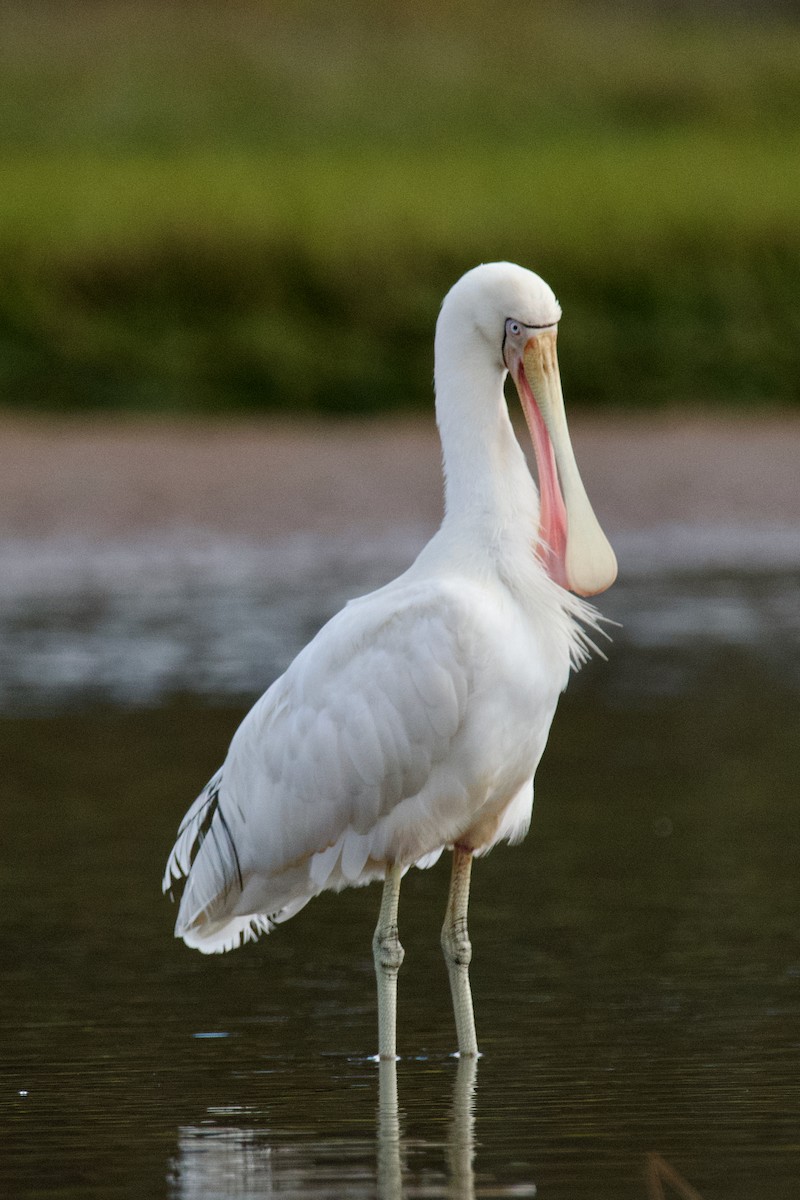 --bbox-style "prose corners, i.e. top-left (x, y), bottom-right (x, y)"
top-left (2, 529), bottom-right (799, 1198)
